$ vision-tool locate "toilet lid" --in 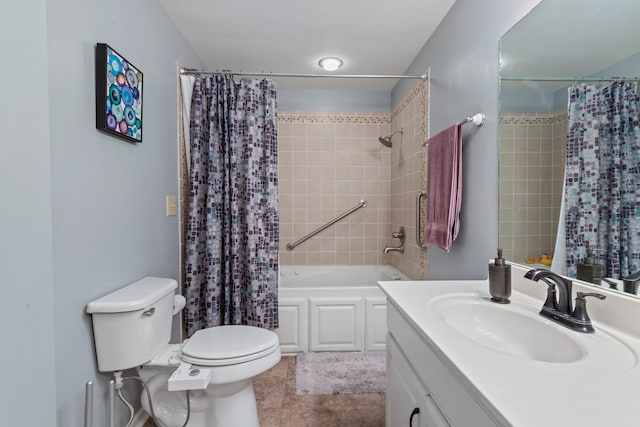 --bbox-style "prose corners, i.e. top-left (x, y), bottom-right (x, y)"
top-left (180, 325), bottom-right (279, 367)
